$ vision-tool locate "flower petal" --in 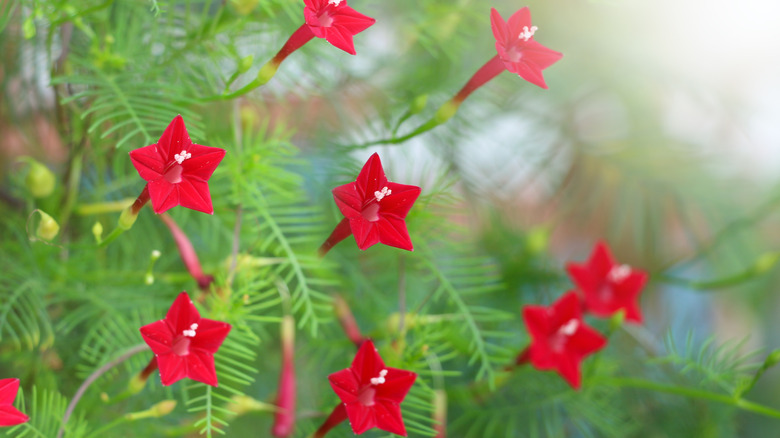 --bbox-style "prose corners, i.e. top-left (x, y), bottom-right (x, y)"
top-left (165, 292), bottom-right (201, 335)
top-left (147, 178), bottom-right (179, 214)
top-left (521, 40), bottom-right (564, 70)
top-left (0, 379), bottom-right (19, 405)
top-left (139, 320), bottom-right (174, 355)
top-left (192, 318), bottom-right (231, 354)
top-left (333, 182), bottom-right (363, 220)
top-left (379, 183), bottom-right (421, 219)
top-left (182, 143), bottom-right (226, 181)
top-left (156, 115), bottom-right (193, 163)
top-left (490, 8), bottom-right (509, 44)
top-left (374, 401), bottom-right (407, 436)
top-left (350, 218), bottom-right (380, 250)
top-left (185, 350), bottom-right (219, 387)
top-left (0, 405), bottom-right (28, 427)
top-left (157, 353), bottom-right (188, 386)
top-left (355, 153), bottom-right (388, 201)
top-left (376, 216), bottom-right (414, 251)
top-left (129, 144), bottom-right (165, 182)
top-left (350, 340), bottom-right (386, 385)
top-left (178, 178), bottom-right (215, 214)
top-left (323, 27), bottom-right (357, 55)
top-left (328, 368), bottom-right (360, 403)
top-left (345, 403), bottom-right (377, 434)
top-left (506, 6), bottom-right (532, 37)
top-left (332, 7), bottom-right (376, 35)
top-left (375, 368), bottom-right (416, 404)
